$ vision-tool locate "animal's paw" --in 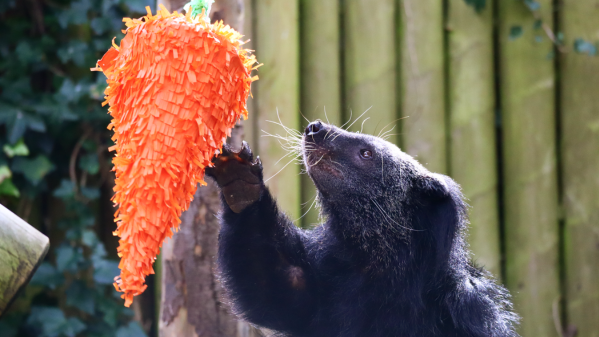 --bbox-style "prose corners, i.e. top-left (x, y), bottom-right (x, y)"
top-left (206, 141), bottom-right (263, 213)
